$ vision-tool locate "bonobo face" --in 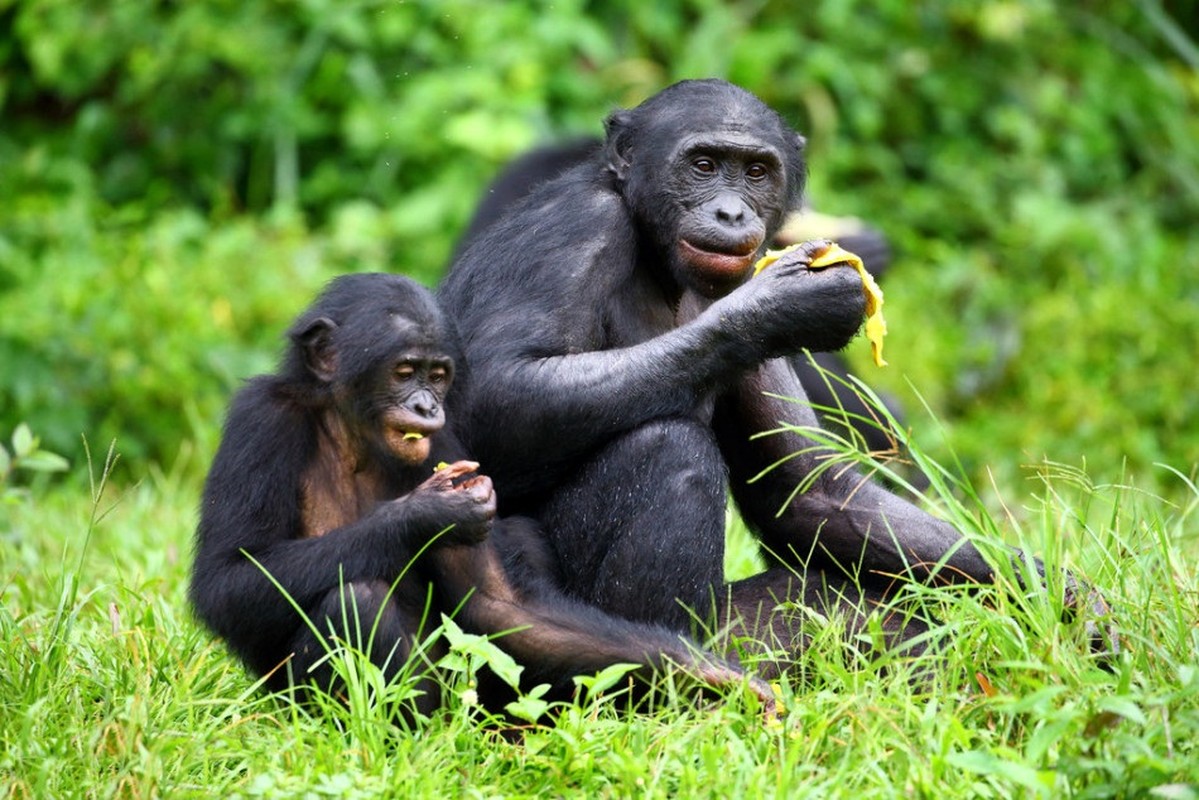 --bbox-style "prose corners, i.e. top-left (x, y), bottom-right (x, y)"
top-left (609, 81), bottom-right (804, 300)
top-left (374, 317), bottom-right (455, 465)
top-left (668, 131), bottom-right (788, 296)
